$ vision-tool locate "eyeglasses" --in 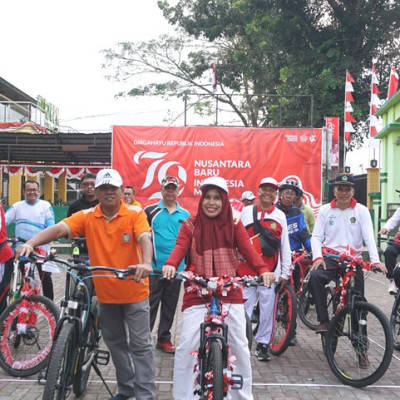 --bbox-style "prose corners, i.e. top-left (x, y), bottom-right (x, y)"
top-left (281, 190), bottom-right (296, 197)
top-left (82, 182), bottom-right (95, 187)
top-left (25, 189), bottom-right (39, 193)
